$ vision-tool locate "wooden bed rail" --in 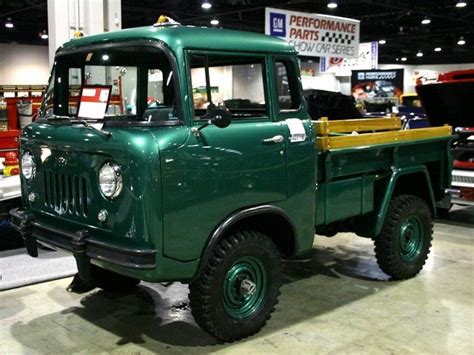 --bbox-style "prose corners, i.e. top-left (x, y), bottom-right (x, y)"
top-left (314, 116), bottom-right (402, 135)
top-left (313, 117), bottom-right (452, 151)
